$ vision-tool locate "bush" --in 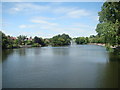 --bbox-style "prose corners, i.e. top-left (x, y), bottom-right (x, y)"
top-left (105, 44), bottom-right (114, 52)
top-left (7, 45), bottom-right (13, 49)
top-left (32, 43), bottom-right (41, 47)
top-left (12, 44), bottom-right (19, 48)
